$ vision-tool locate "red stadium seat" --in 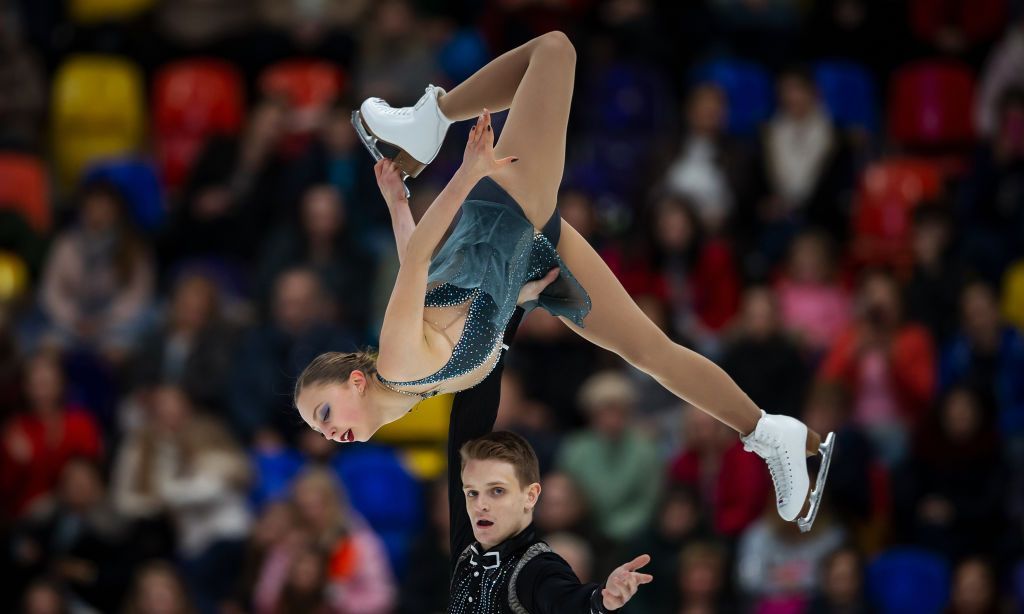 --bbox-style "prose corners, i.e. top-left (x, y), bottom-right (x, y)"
top-left (888, 61), bottom-right (976, 148)
top-left (851, 158), bottom-right (945, 271)
top-left (153, 59), bottom-right (245, 188)
top-left (259, 59), bottom-right (346, 110)
top-left (0, 154), bottom-right (50, 234)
